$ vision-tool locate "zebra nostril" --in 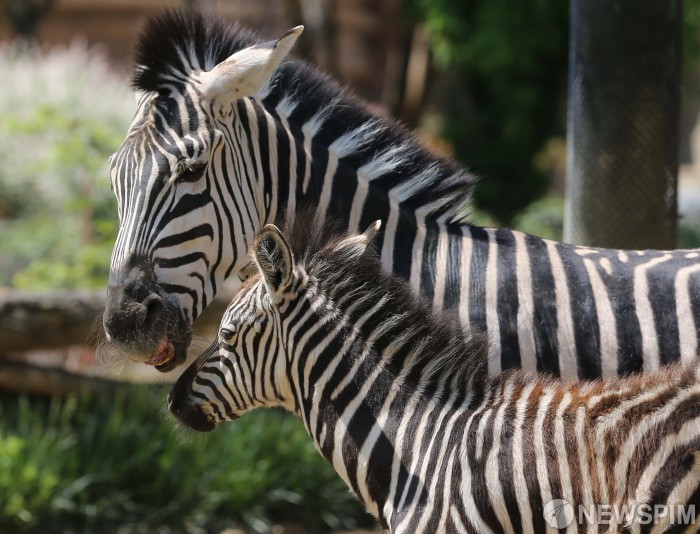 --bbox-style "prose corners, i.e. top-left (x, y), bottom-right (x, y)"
top-left (143, 295), bottom-right (164, 327)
